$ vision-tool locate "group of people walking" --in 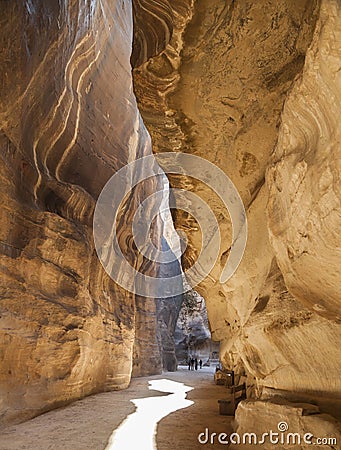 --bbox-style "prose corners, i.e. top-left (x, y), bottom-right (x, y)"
top-left (188, 357), bottom-right (202, 371)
